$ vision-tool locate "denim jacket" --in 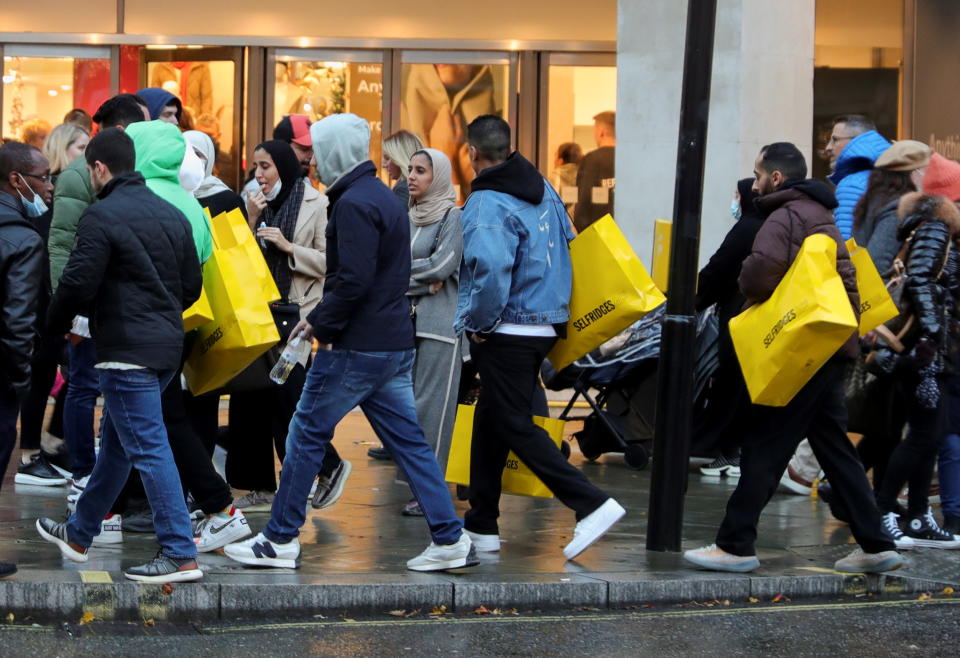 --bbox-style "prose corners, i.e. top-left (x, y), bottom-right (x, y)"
top-left (454, 153), bottom-right (574, 335)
